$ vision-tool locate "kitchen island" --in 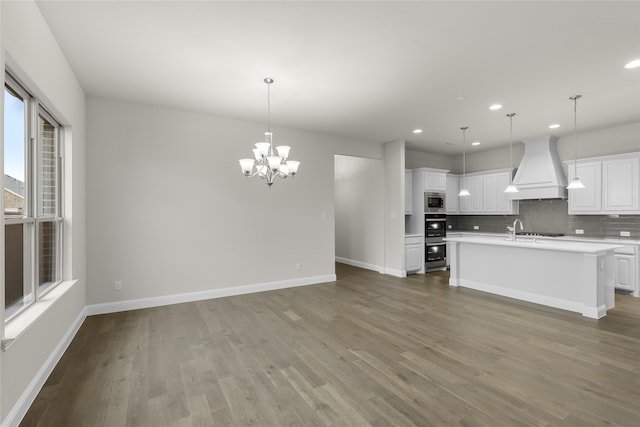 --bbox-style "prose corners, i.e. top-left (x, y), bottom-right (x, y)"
top-left (445, 236), bottom-right (621, 319)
